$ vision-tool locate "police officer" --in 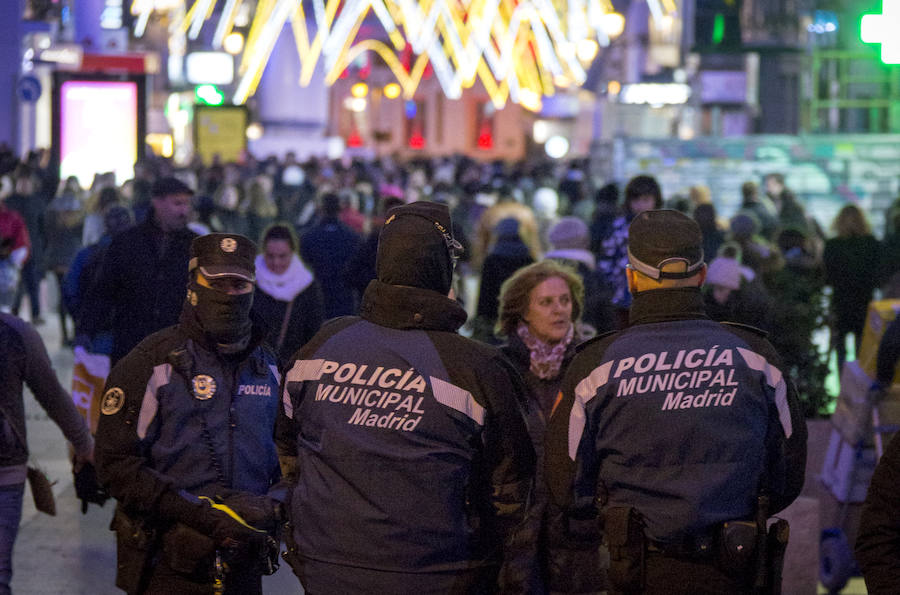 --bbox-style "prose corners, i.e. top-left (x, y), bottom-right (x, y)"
top-left (276, 201), bottom-right (537, 594)
top-left (545, 209), bottom-right (807, 594)
top-left (95, 233), bottom-right (283, 595)
top-left (856, 316), bottom-right (900, 593)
